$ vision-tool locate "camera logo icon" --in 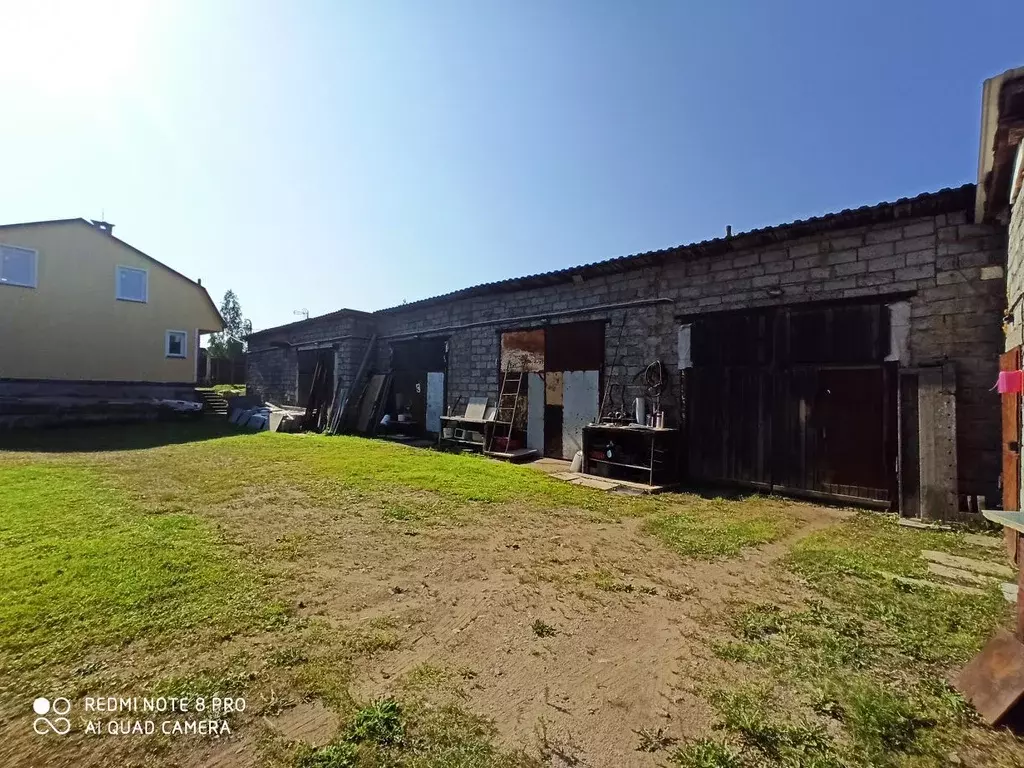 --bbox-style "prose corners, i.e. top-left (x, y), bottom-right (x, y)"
top-left (32, 697), bottom-right (72, 735)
